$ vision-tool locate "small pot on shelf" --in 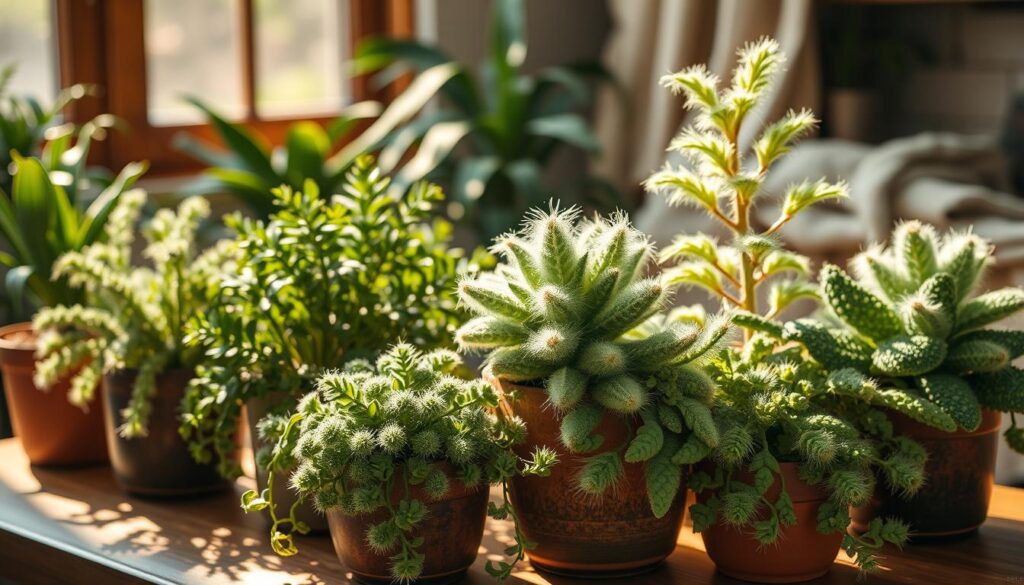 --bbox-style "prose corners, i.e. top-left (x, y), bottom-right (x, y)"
top-left (0, 322), bottom-right (108, 467)
top-left (245, 393), bottom-right (329, 532)
top-left (326, 463), bottom-right (489, 585)
top-left (495, 378), bottom-right (687, 578)
top-left (851, 409), bottom-right (1001, 538)
top-left (102, 368), bottom-right (226, 496)
top-left (698, 461), bottom-right (843, 584)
